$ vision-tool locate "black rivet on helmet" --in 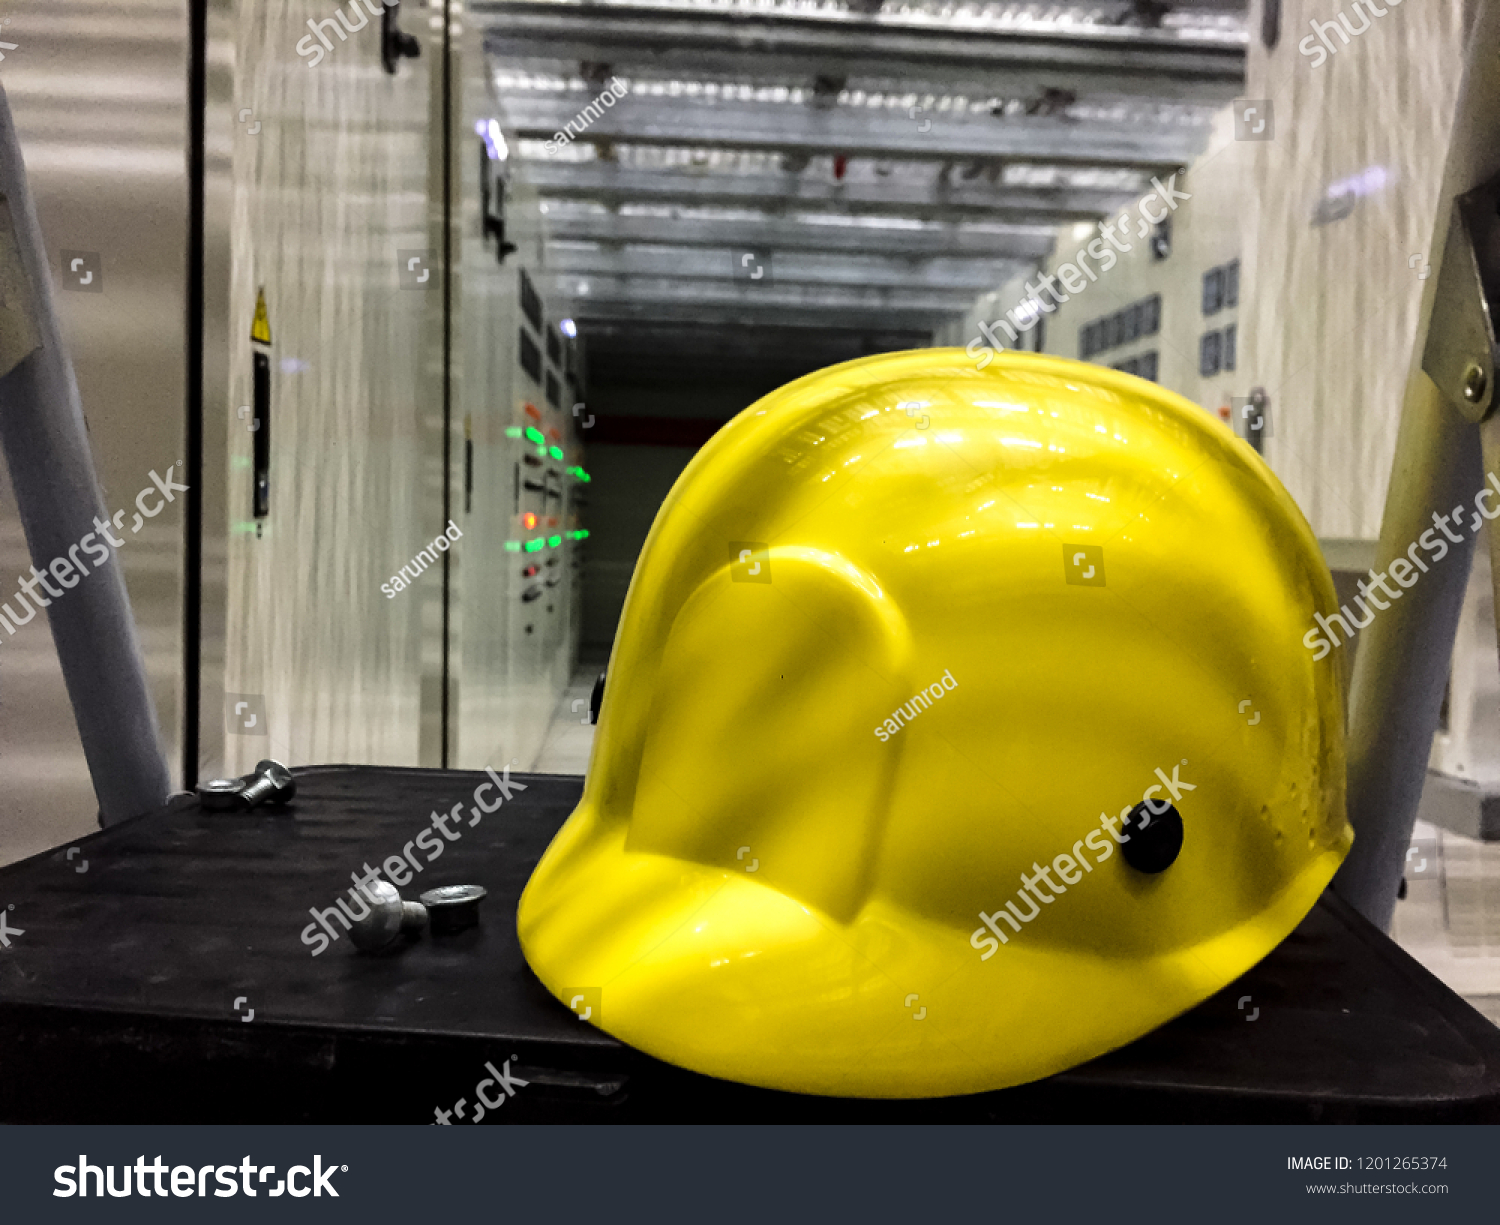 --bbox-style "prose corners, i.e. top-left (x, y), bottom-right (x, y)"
top-left (1120, 801), bottom-right (1183, 874)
